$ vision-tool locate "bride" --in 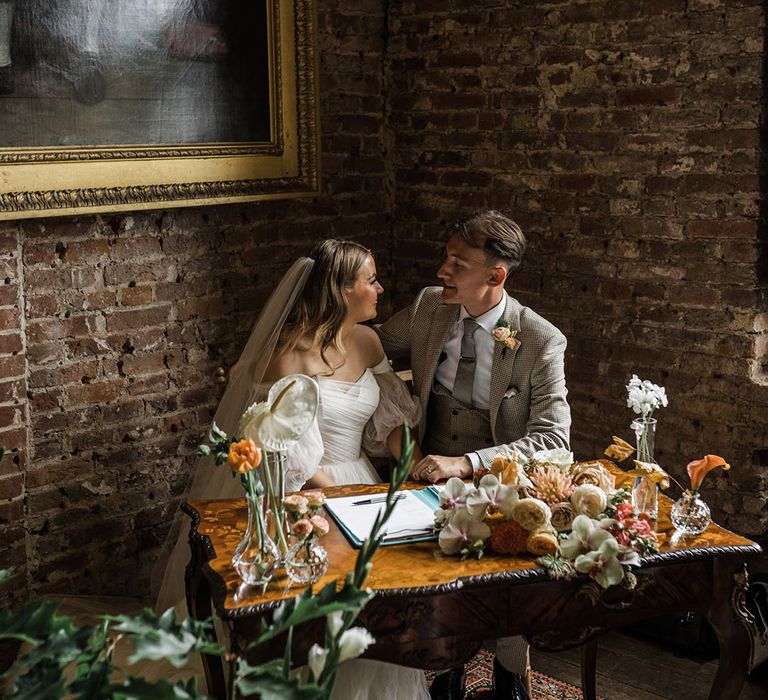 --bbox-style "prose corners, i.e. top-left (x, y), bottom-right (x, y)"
top-left (156, 239), bottom-right (430, 699)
